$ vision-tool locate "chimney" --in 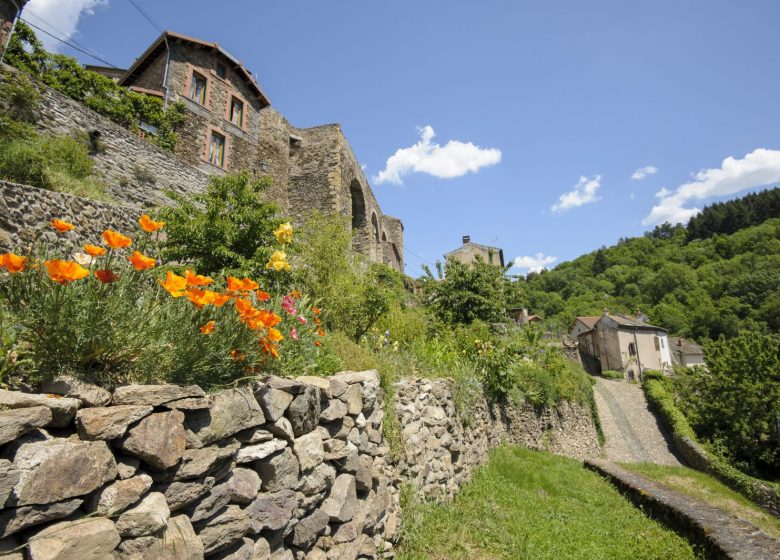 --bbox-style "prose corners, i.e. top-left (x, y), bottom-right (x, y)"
top-left (679, 337), bottom-right (684, 347)
top-left (462, 235), bottom-right (470, 245)
top-left (603, 307), bottom-right (609, 316)
top-left (522, 308), bottom-right (529, 324)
